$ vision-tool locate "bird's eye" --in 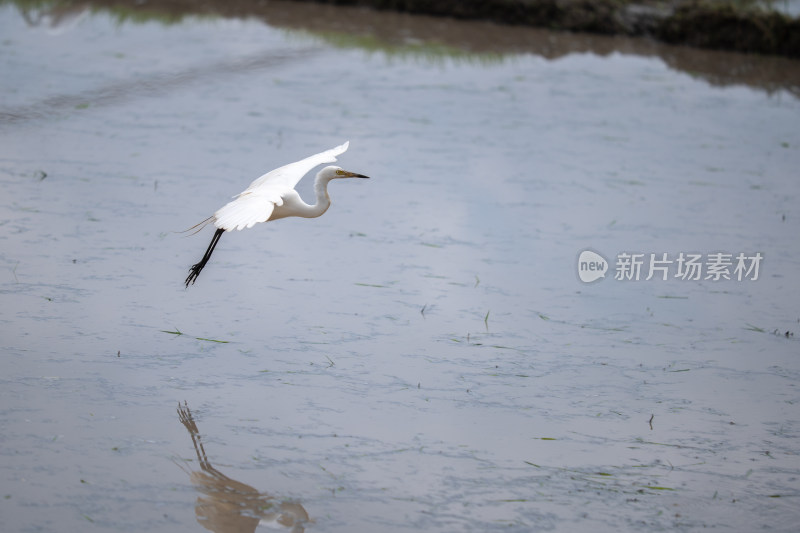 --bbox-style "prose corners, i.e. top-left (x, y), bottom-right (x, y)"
top-left (335, 169), bottom-right (345, 175)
